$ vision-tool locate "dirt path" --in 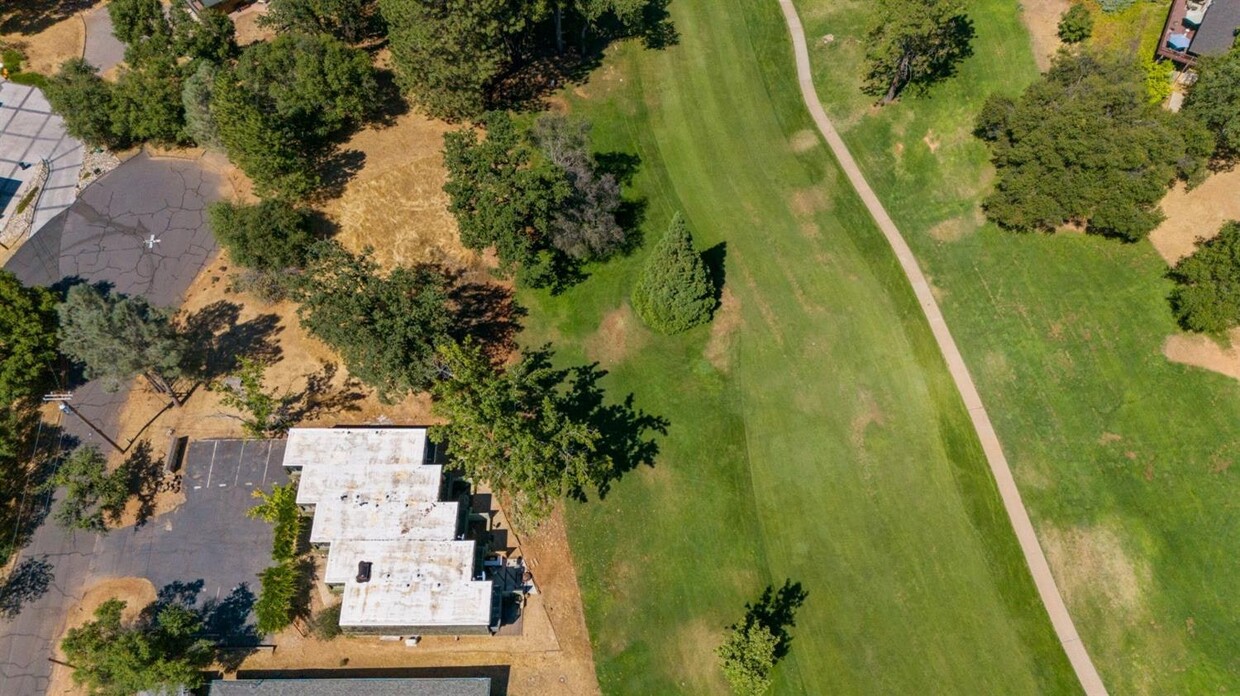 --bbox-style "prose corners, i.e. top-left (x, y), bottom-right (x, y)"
top-left (776, 2), bottom-right (1107, 694)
